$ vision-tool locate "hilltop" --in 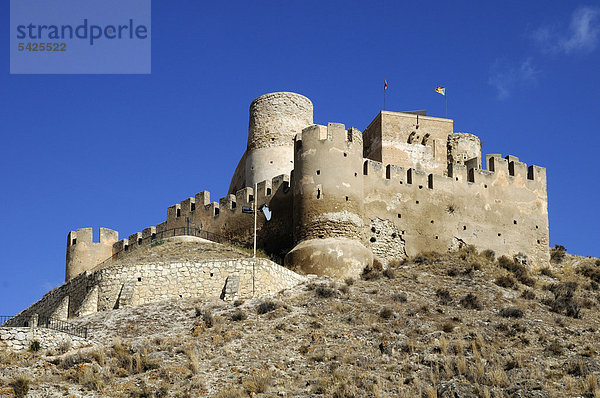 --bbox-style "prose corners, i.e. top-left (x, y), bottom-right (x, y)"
top-left (1, 247), bottom-right (600, 397)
